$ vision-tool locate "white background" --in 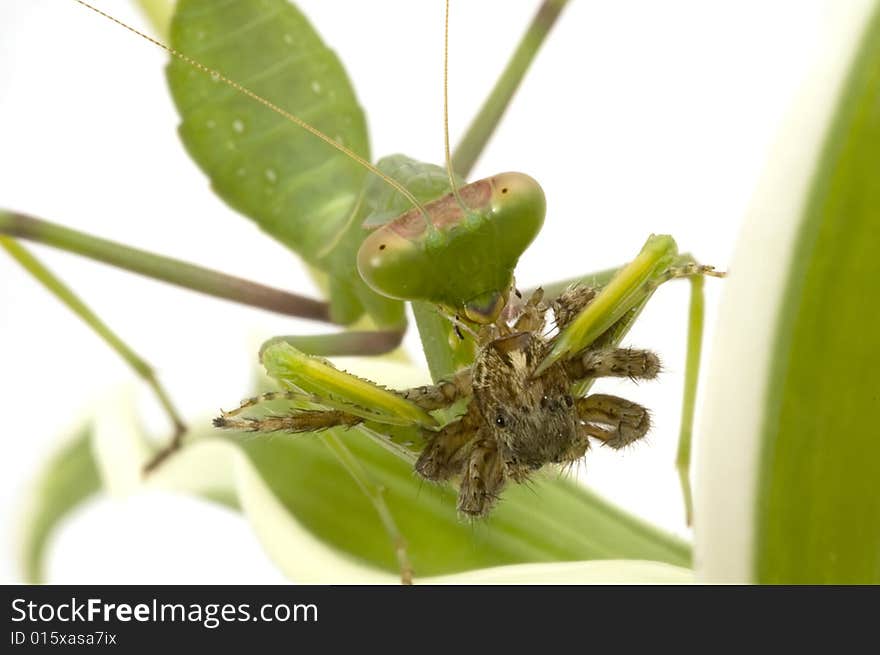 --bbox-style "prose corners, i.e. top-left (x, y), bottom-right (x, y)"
top-left (0, 0), bottom-right (837, 582)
